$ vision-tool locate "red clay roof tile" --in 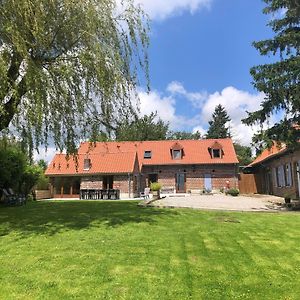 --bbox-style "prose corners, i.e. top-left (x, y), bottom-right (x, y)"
top-left (248, 142), bottom-right (287, 167)
top-left (46, 138), bottom-right (238, 176)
